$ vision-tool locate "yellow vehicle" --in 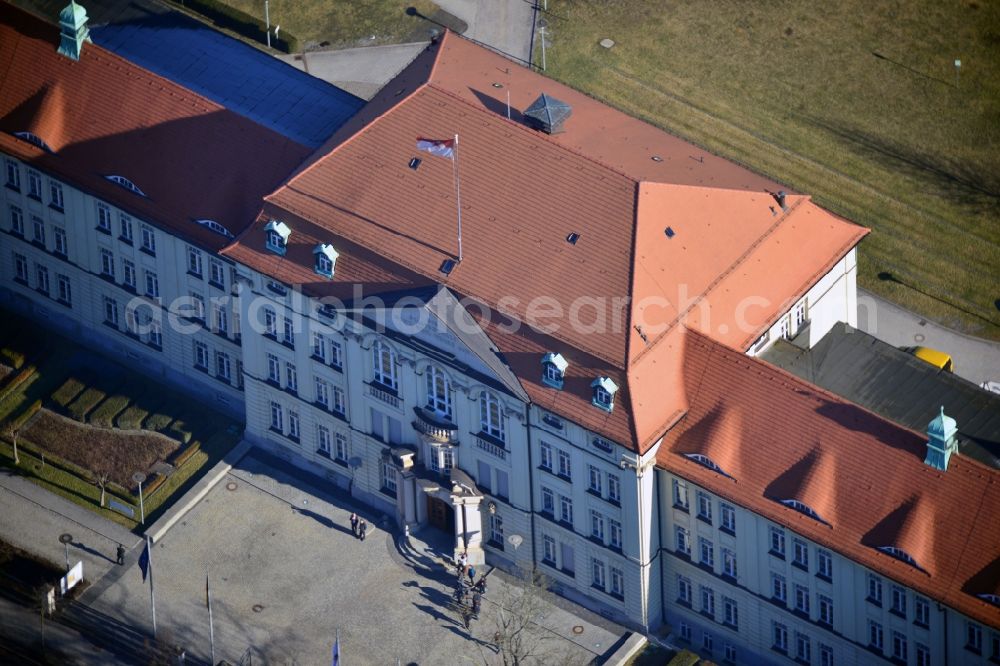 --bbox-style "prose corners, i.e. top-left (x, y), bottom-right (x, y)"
top-left (907, 346), bottom-right (954, 372)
